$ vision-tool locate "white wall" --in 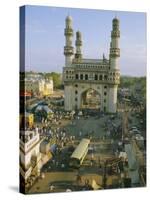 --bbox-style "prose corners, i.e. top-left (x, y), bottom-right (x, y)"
top-left (110, 57), bottom-right (119, 69)
top-left (64, 85), bottom-right (74, 110)
top-left (108, 86), bottom-right (118, 113)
